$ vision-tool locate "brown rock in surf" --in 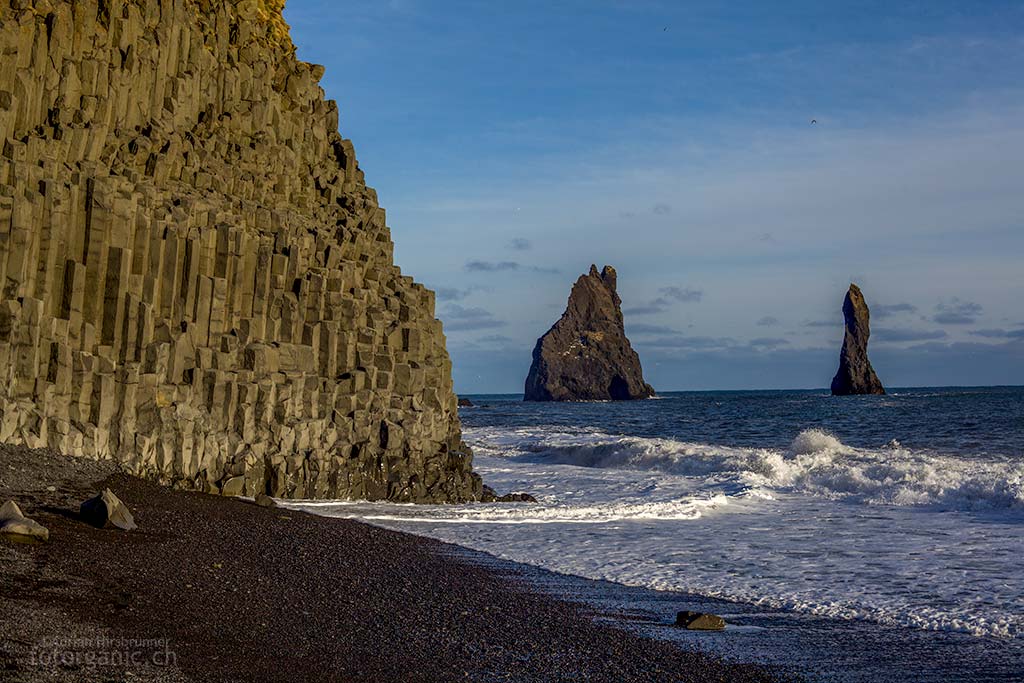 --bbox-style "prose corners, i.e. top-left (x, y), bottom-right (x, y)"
top-left (831, 284), bottom-right (886, 396)
top-left (525, 265), bottom-right (654, 402)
